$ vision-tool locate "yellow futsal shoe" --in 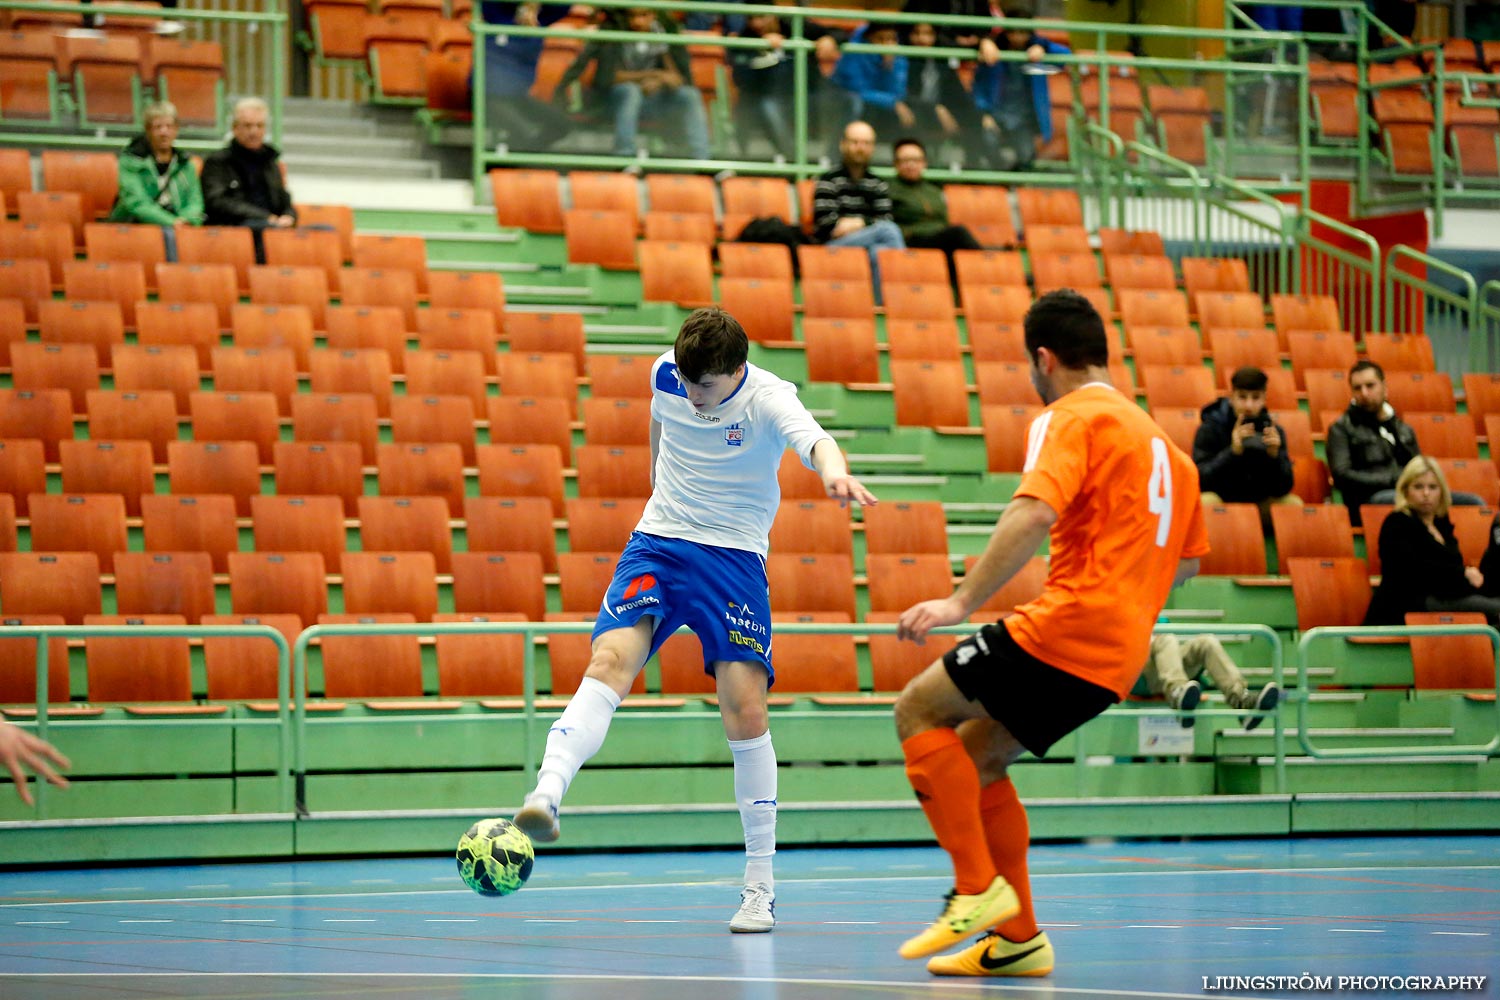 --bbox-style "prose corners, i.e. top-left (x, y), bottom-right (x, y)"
top-left (927, 930), bottom-right (1054, 977)
top-left (897, 876), bottom-right (1020, 960)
